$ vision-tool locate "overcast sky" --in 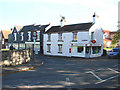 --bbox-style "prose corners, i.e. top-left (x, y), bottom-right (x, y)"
top-left (0, 0), bottom-right (119, 31)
